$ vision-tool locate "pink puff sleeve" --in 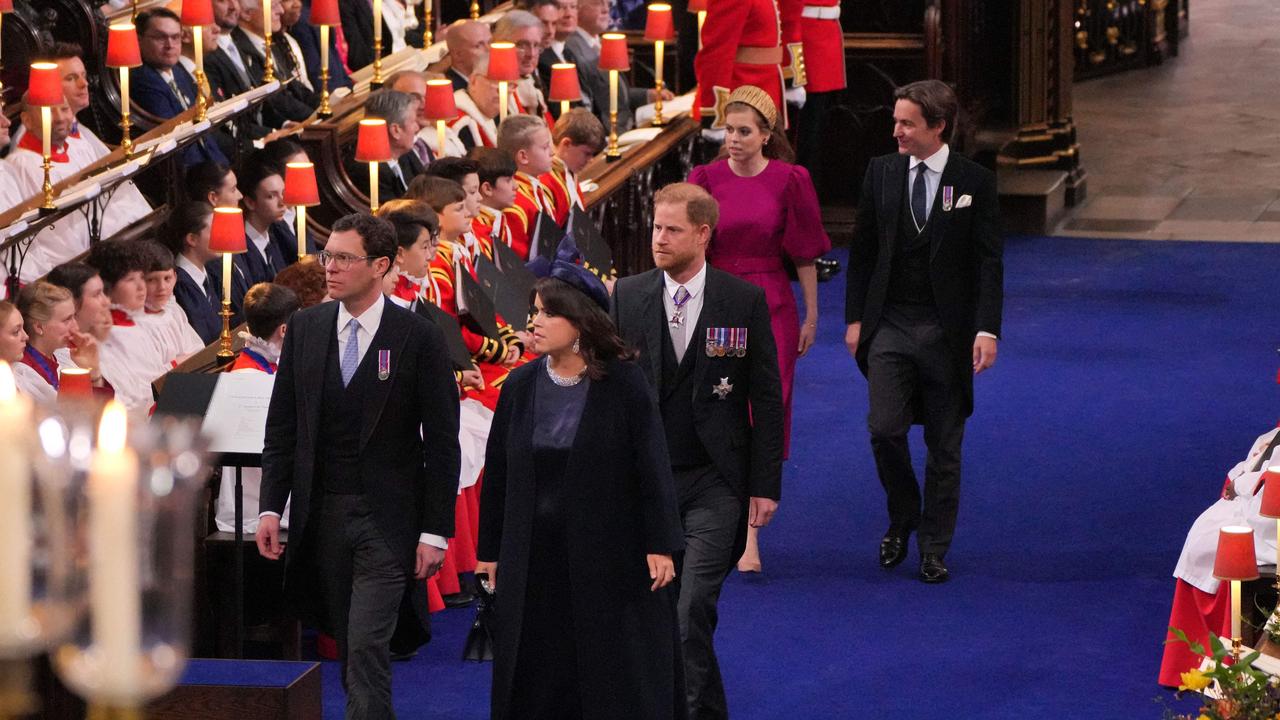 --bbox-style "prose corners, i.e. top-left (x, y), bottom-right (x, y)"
top-left (688, 163), bottom-right (712, 192)
top-left (782, 163), bottom-right (831, 262)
